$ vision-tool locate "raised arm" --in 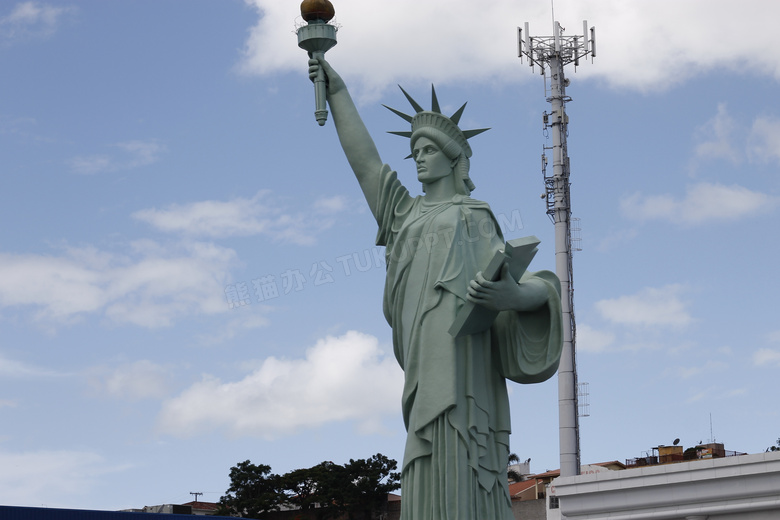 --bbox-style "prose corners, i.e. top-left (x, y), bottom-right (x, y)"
top-left (309, 58), bottom-right (383, 216)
